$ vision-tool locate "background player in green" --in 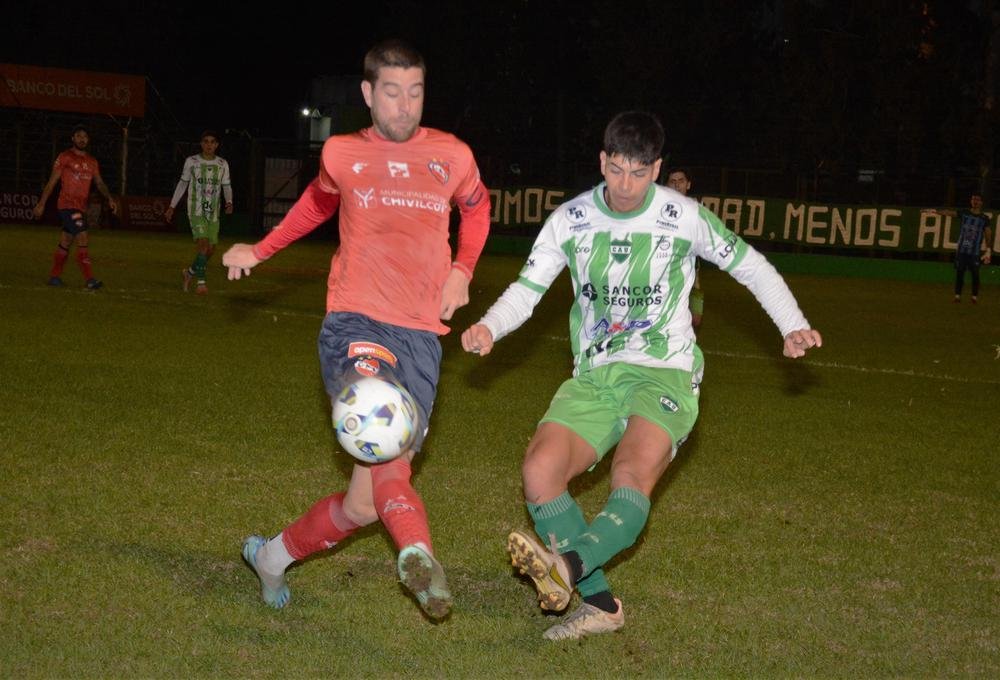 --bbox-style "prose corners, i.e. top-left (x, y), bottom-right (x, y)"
top-left (922, 193), bottom-right (993, 303)
top-left (164, 130), bottom-right (233, 295)
top-left (462, 111), bottom-right (822, 640)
